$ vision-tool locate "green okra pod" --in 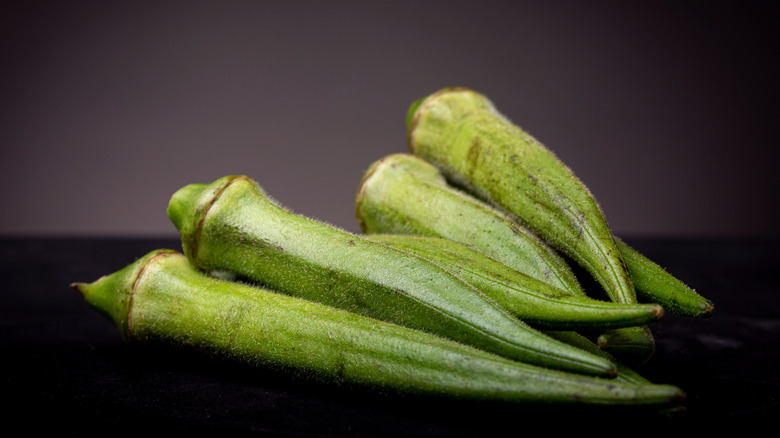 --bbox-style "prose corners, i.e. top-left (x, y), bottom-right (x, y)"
top-left (367, 234), bottom-right (664, 330)
top-left (615, 238), bottom-right (712, 318)
top-left (356, 153), bottom-right (584, 297)
top-left (406, 88), bottom-right (656, 358)
top-left (167, 175), bottom-right (616, 377)
top-left (407, 87), bottom-right (635, 307)
top-left (355, 153), bottom-right (711, 318)
top-left (542, 331), bottom-right (651, 385)
top-left (71, 250), bottom-right (686, 405)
